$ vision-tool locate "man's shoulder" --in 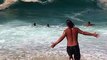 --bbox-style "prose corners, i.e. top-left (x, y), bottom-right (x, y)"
top-left (64, 27), bottom-right (79, 31)
top-left (73, 27), bottom-right (79, 29)
top-left (64, 28), bottom-right (68, 31)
